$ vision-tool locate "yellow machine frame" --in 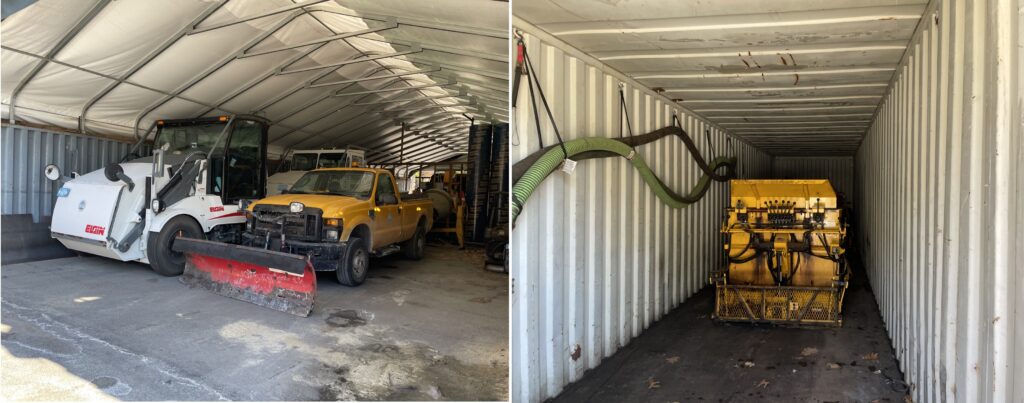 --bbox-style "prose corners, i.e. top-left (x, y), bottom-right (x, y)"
top-left (711, 179), bottom-right (850, 326)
